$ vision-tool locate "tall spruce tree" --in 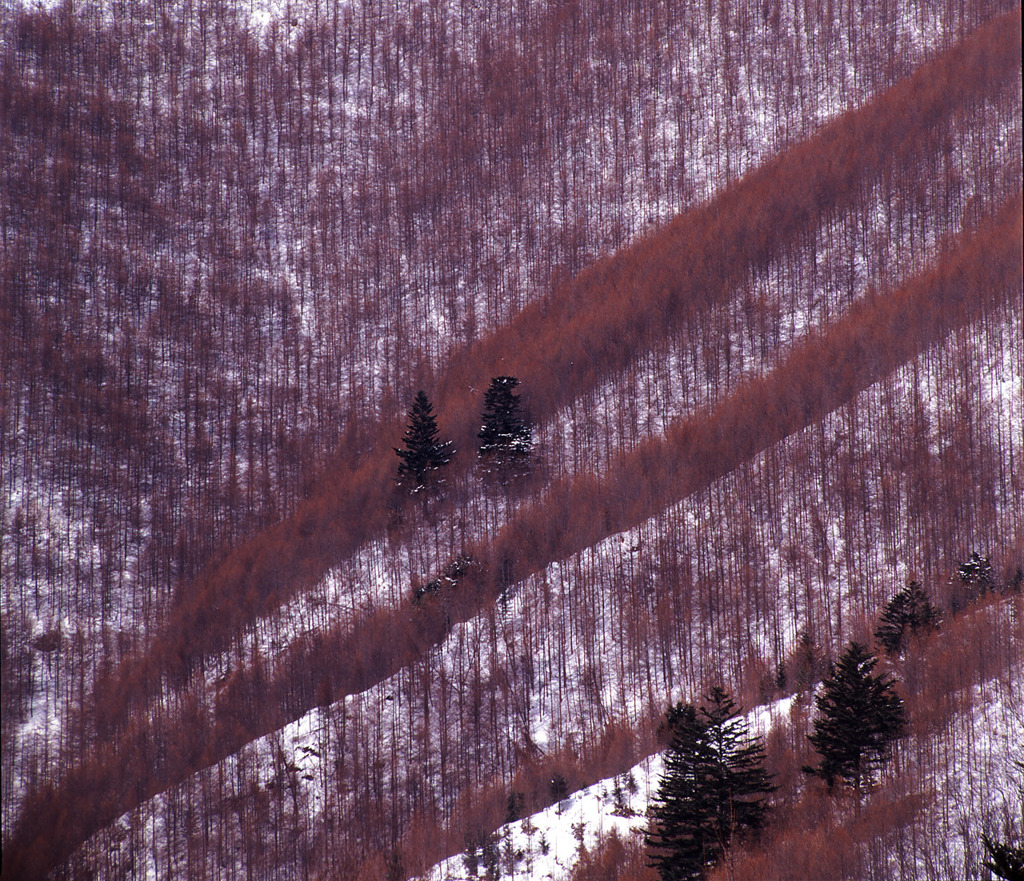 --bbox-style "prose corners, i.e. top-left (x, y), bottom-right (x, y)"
top-left (875, 581), bottom-right (942, 655)
top-left (804, 642), bottom-right (906, 793)
top-left (647, 687), bottom-right (774, 881)
top-left (394, 390), bottom-right (453, 490)
top-left (477, 376), bottom-right (531, 474)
